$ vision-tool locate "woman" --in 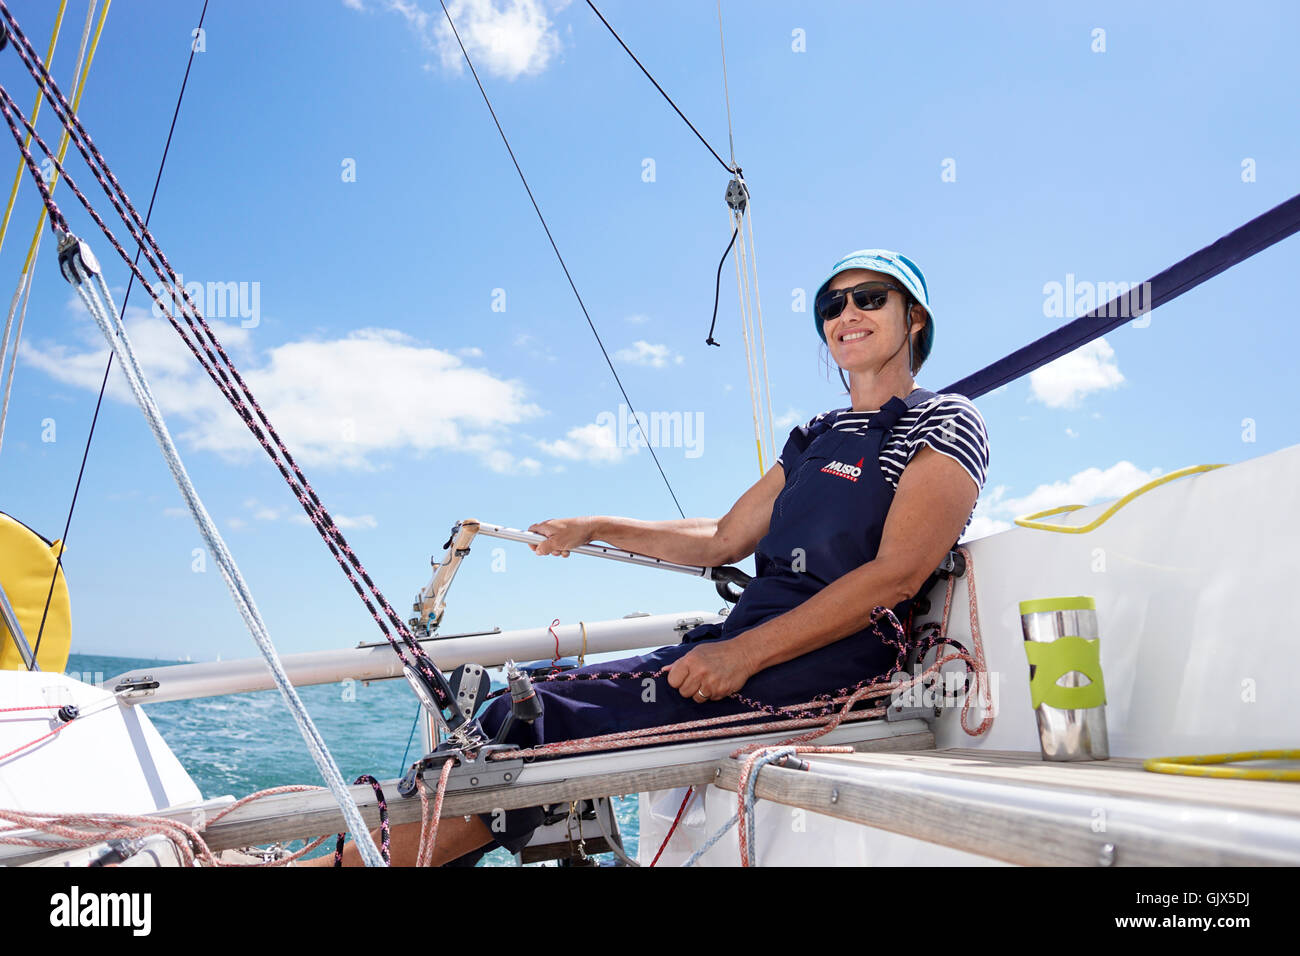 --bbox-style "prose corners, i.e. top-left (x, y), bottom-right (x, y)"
top-left (330, 248), bottom-right (989, 866)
